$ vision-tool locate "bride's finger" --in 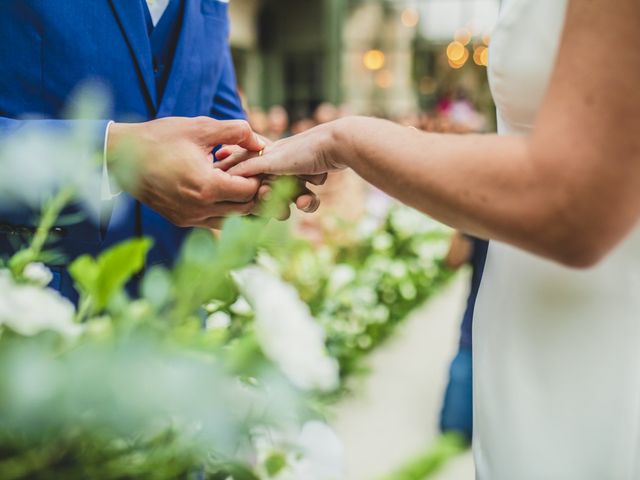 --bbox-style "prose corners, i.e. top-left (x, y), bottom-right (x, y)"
top-left (256, 180), bottom-right (319, 214)
top-left (295, 190), bottom-right (320, 213)
top-left (227, 156), bottom-right (273, 177)
top-left (300, 173), bottom-right (328, 186)
top-left (257, 183), bottom-right (272, 202)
